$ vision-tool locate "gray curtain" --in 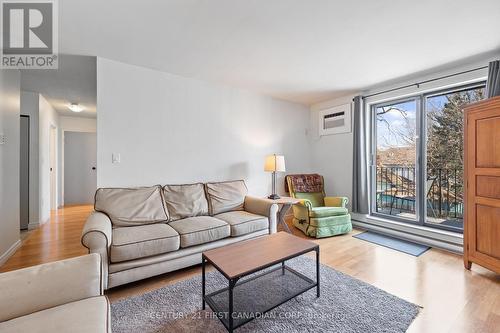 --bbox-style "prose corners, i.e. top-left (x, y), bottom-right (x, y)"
top-left (352, 95), bottom-right (369, 214)
top-left (486, 60), bottom-right (500, 98)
